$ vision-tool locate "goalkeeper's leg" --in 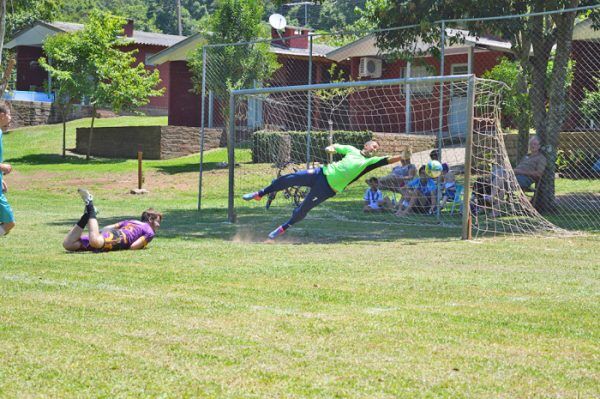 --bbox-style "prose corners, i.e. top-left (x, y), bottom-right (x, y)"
top-left (268, 171), bottom-right (336, 239)
top-left (243, 168), bottom-right (319, 201)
